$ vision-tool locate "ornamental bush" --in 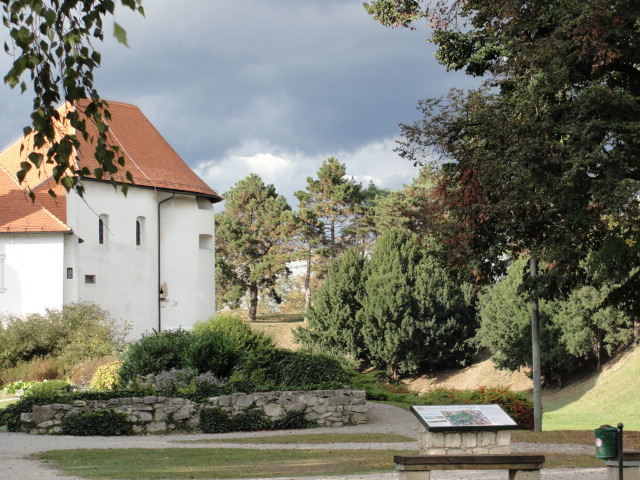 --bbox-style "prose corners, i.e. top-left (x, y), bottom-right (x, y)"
top-left (119, 329), bottom-right (191, 383)
top-left (22, 380), bottom-right (72, 398)
top-left (61, 410), bottom-right (133, 436)
top-left (0, 302), bottom-right (128, 374)
top-left (200, 407), bottom-right (313, 433)
top-left (232, 348), bottom-right (347, 390)
top-left (182, 330), bottom-right (240, 378)
top-left (193, 314), bottom-right (274, 352)
top-left (89, 360), bottom-right (123, 391)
